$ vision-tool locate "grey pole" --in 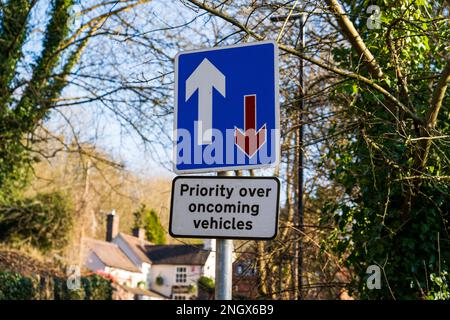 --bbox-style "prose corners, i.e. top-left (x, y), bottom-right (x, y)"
top-left (297, 12), bottom-right (305, 301)
top-left (270, 11), bottom-right (306, 300)
top-left (215, 170), bottom-right (233, 300)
